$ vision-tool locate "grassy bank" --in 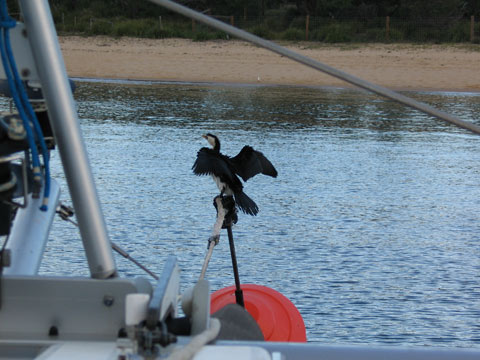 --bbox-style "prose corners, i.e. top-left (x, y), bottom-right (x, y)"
top-left (52, 15), bottom-right (480, 44)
